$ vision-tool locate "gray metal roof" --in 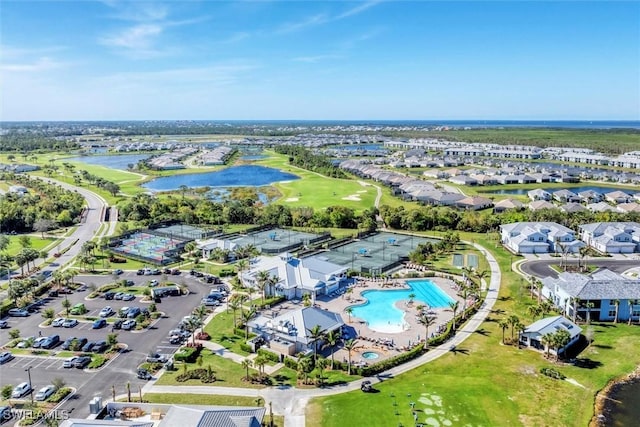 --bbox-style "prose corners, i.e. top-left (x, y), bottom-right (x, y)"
top-left (542, 268), bottom-right (640, 300)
